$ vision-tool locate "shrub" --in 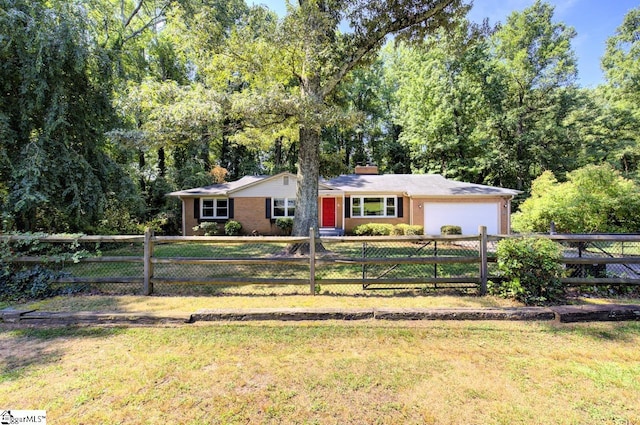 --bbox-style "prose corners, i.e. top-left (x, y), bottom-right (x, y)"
top-left (193, 222), bottom-right (221, 236)
top-left (353, 223), bottom-right (394, 236)
top-left (140, 212), bottom-right (181, 236)
top-left (275, 218), bottom-right (293, 236)
top-left (490, 236), bottom-right (565, 305)
top-left (0, 235), bottom-right (82, 301)
top-left (440, 225), bottom-right (462, 235)
top-left (94, 204), bottom-right (142, 235)
top-left (0, 265), bottom-right (66, 302)
top-left (512, 165), bottom-right (640, 233)
top-left (392, 224), bottom-right (424, 235)
top-left (224, 220), bottom-right (243, 236)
